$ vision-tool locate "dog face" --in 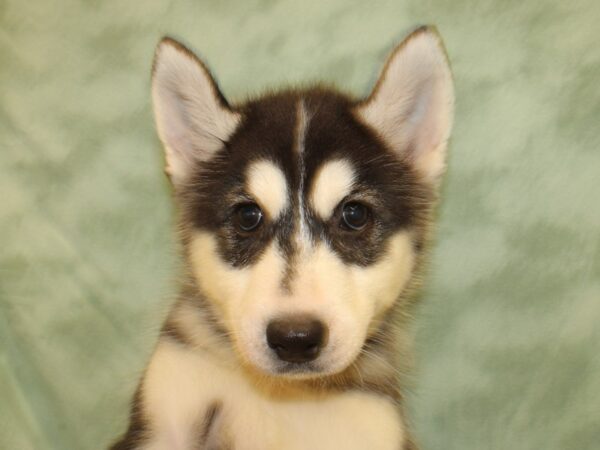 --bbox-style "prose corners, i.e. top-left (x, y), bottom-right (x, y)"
top-left (151, 27), bottom-right (453, 378)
